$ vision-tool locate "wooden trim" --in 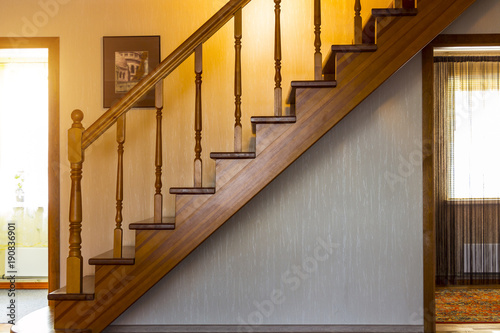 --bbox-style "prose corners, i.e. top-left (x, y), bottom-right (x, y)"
top-left (421, 33), bottom-right (500, 333)
top-left (102, 325), bottom-right (424, 333)
top-left (422, 42), bottom-right (436, 333)
top-left (0, 37), bottom-right (60, 294)
top-left (0, 282), bottom-right (48, 290)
